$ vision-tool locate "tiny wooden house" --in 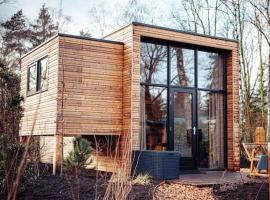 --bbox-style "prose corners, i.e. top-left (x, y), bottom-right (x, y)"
top-left (20, 22), bottom-right (240, 172)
